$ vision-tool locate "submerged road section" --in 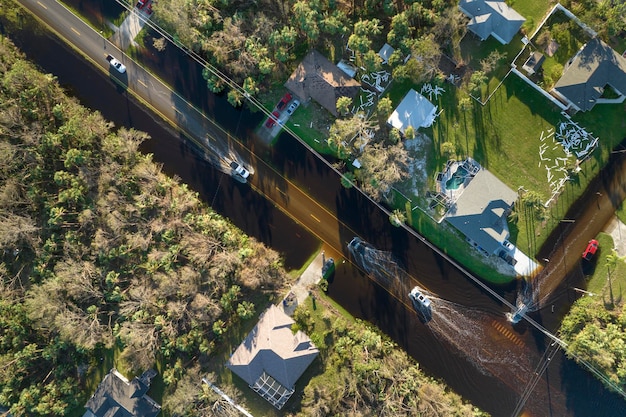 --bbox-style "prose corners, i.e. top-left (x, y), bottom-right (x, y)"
top-left (11, 2), bottom-right (626, 415)
top-left (16, 0), bottom-right (358, 261)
